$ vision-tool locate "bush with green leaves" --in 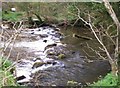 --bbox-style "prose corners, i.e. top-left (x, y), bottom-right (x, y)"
top-left (90, 72), bottom-right (118, 87)
top-left (2, 11), bottom-right (23, 21)
top-left (0, 57), bottom-right (17, 87)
